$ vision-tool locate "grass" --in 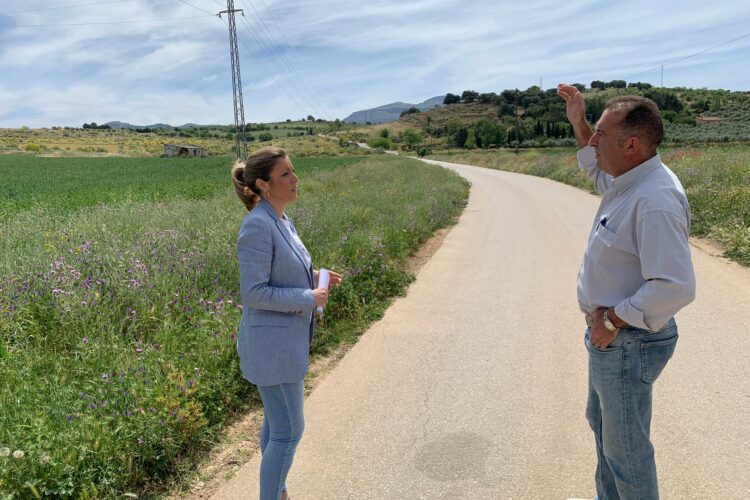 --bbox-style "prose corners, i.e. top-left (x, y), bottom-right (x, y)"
top-left (428, 146), bottom-right (750, 266)
top-left (0, 126), bottom-right (362, 158)
top-left (0, 155), bottom-right (361, 227)
top-left (0, 155), bottom-right (469, 497)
